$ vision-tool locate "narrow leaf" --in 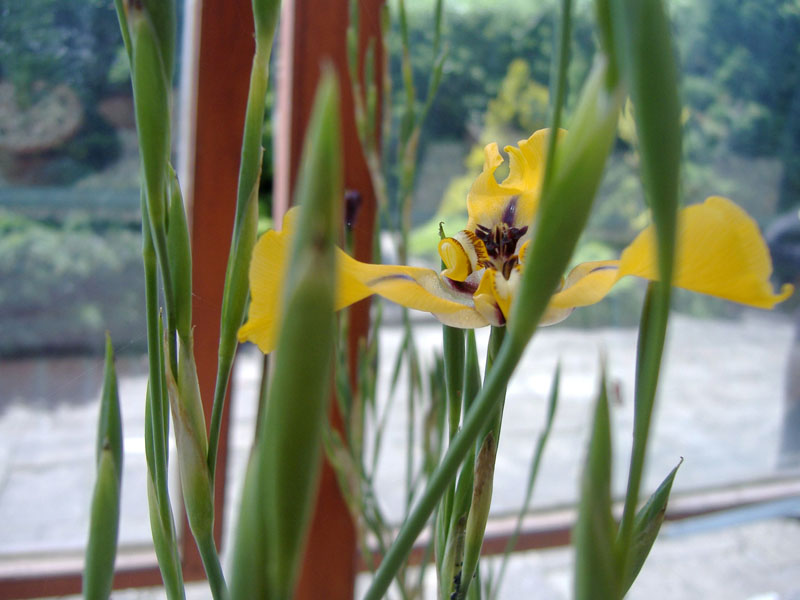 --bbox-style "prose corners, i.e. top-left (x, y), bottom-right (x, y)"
top-left (509, 56), bottom-right (623, 350)
top-left (443, 325), bottom-right (465, 440)
top-left (490, 363), bottom-right (560, 598)
top-left (622, 459), bottom-right (682, 594)
top-left (229, 452), bottom-right (269, 600)
top-left (95, 335), bottom-right (122, 477)
top-left (166, 166), bottom-right (192, 341)
top-left (83, 335), bottom-right (123, 600)
top-left (260, 69), bottom-right (342, 599)
top-left (574, 370), bottom-right (620, 600)
top-left (610, 0), bottom-right (682, 561)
